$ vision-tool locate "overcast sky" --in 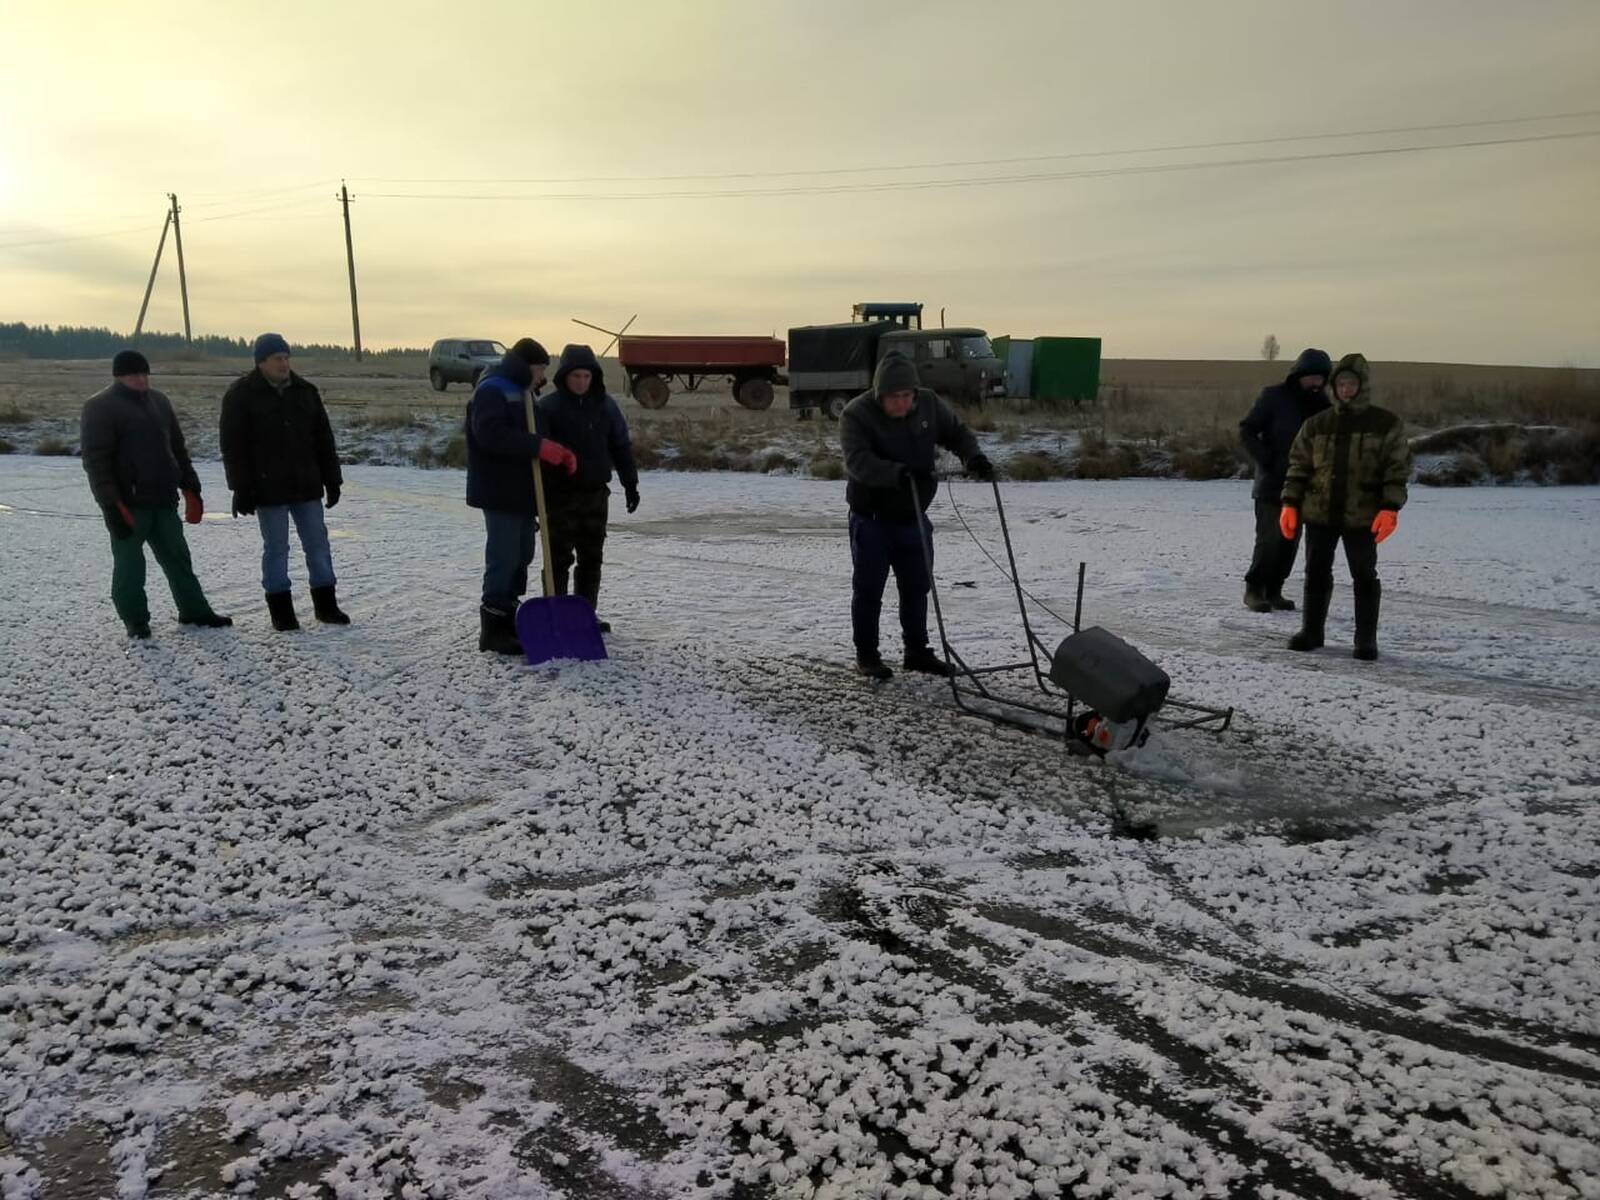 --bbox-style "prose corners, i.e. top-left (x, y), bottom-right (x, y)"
top-left (2, 0), bottom-right (1597, 364)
